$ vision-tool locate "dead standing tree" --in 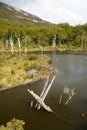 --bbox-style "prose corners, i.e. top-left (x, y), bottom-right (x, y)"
top-left (24, 36), bottom-right (28, 55)
top-left (37, 43), bottom-right (44, 56)
top-left (5, 36), bottom-right (9, 49)
top-left (52, 35), bottom-right (56, 49)
top-left (81, 32), bottom-right (85, 49)
top-left (9, 35), bottom-right (14, 55)
top-left (15, 33), bottom-right (21, 55)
